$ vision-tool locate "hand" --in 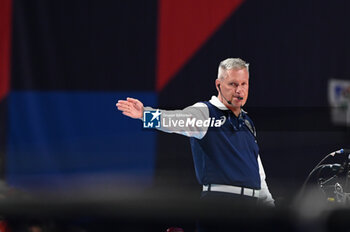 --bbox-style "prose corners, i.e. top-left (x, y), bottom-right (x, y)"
top-left (116, 97), bottom-right (144, 119)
